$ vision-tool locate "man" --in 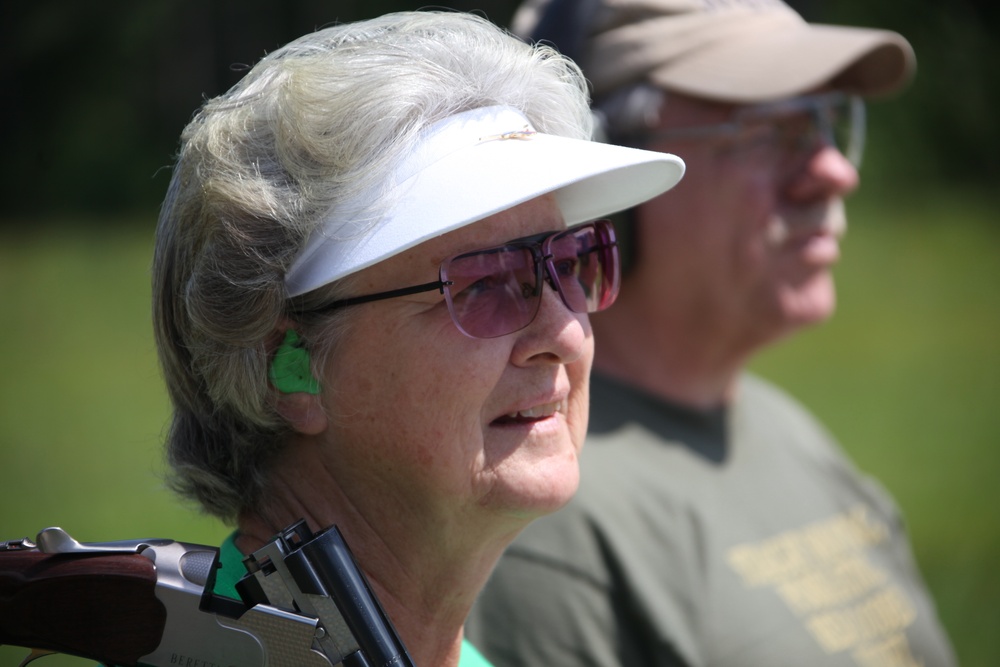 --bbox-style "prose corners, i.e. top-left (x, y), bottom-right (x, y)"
top-left (466, 1), bottom-right (957, 665)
